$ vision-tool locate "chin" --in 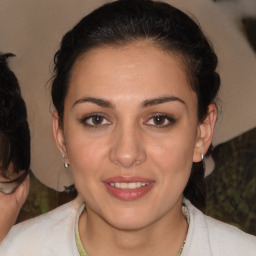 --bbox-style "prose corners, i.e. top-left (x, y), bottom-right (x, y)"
top-left (109, 218), bottom-right (150, 231)
top-left (104, 208), bottom-right (155, 231)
